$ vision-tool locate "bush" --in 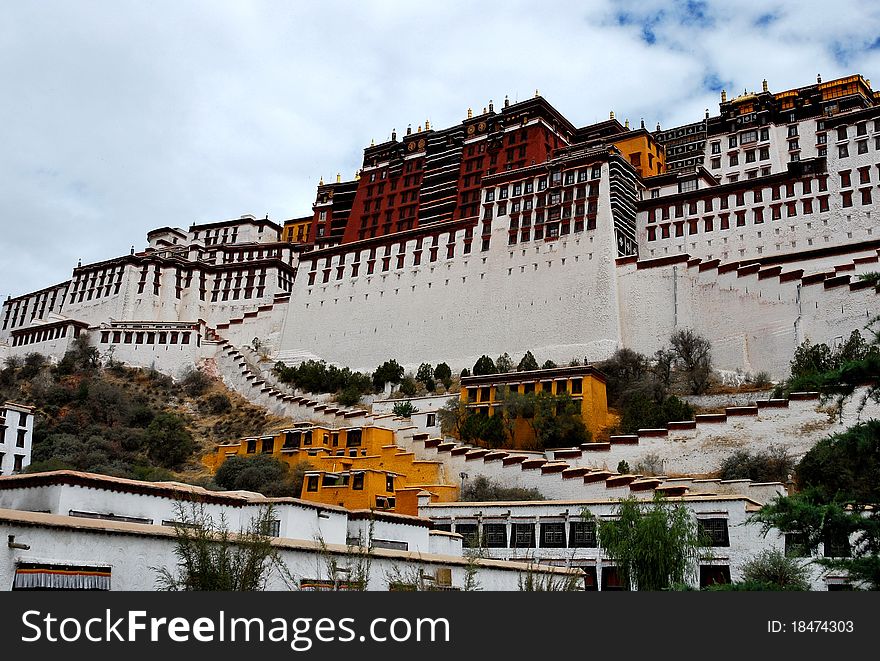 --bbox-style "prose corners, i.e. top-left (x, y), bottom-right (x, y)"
top-left (460, 475), bottom-right (543, 501)
top-left (392, 401), bottom-right (419, 418)
top-left (670, 329), bottom-right (712, 394)
top-left (718, 445), bottom-right (795, 483)
top-left (215, 455), bottom-right (313, 497)
top-left (200, 392), bottom-right (232, 415)
top-left (143, 413), bottom-right (196, 469)
top-left (180, 368), bottom-right (212, 397)
top-left (541, 360), bottom-right (557, 369)
top-left (738, 549), bottom-right (811, 591)
top-left (336, 386), bottom-right (362, 407)
top-left (397, 375), bottom-right (419, 398)
top-left (617, 392), bottom-right (693, 434)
